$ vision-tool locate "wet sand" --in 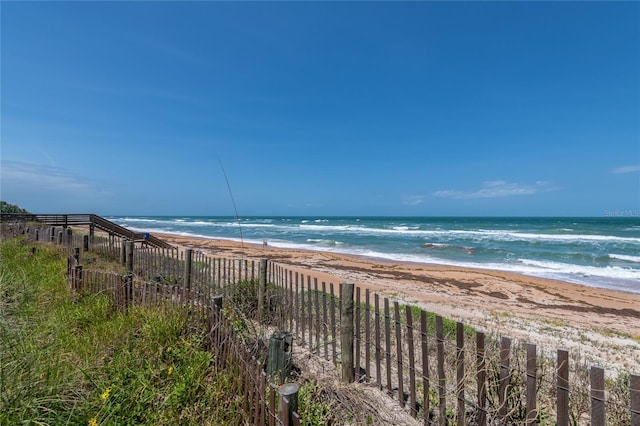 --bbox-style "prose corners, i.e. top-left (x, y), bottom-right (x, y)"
top-left (157, 233), bottom-right (640, 372)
